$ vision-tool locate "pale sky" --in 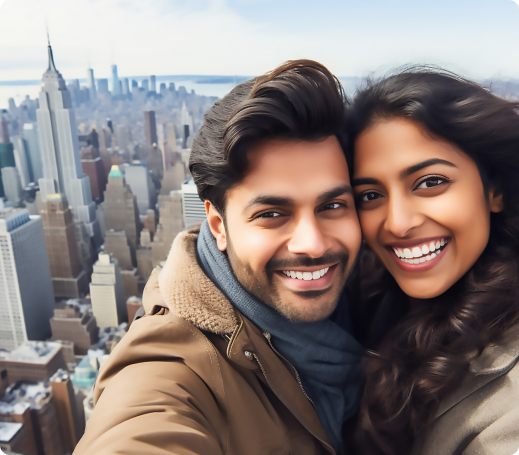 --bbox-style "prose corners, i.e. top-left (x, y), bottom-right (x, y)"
top-left (0, 0), bottom-right (519, 81)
